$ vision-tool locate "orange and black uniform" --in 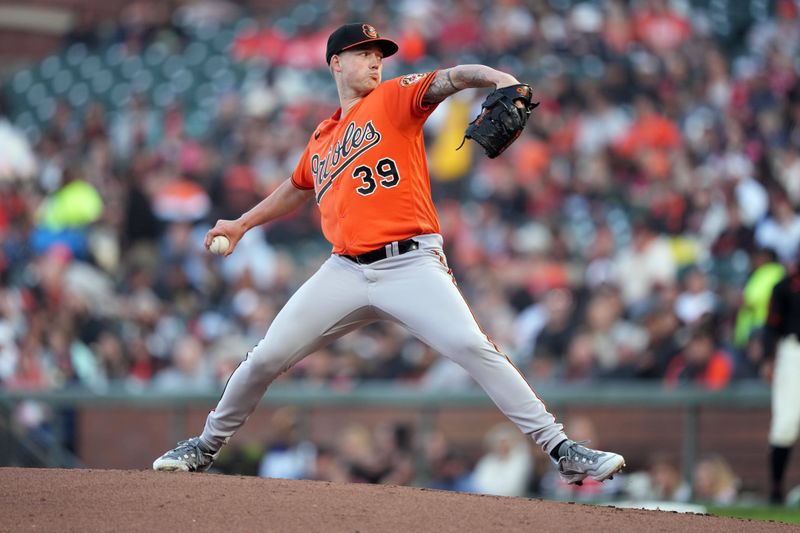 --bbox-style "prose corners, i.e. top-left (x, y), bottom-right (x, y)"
top-left (290, 71), bottom-right (440, 256)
